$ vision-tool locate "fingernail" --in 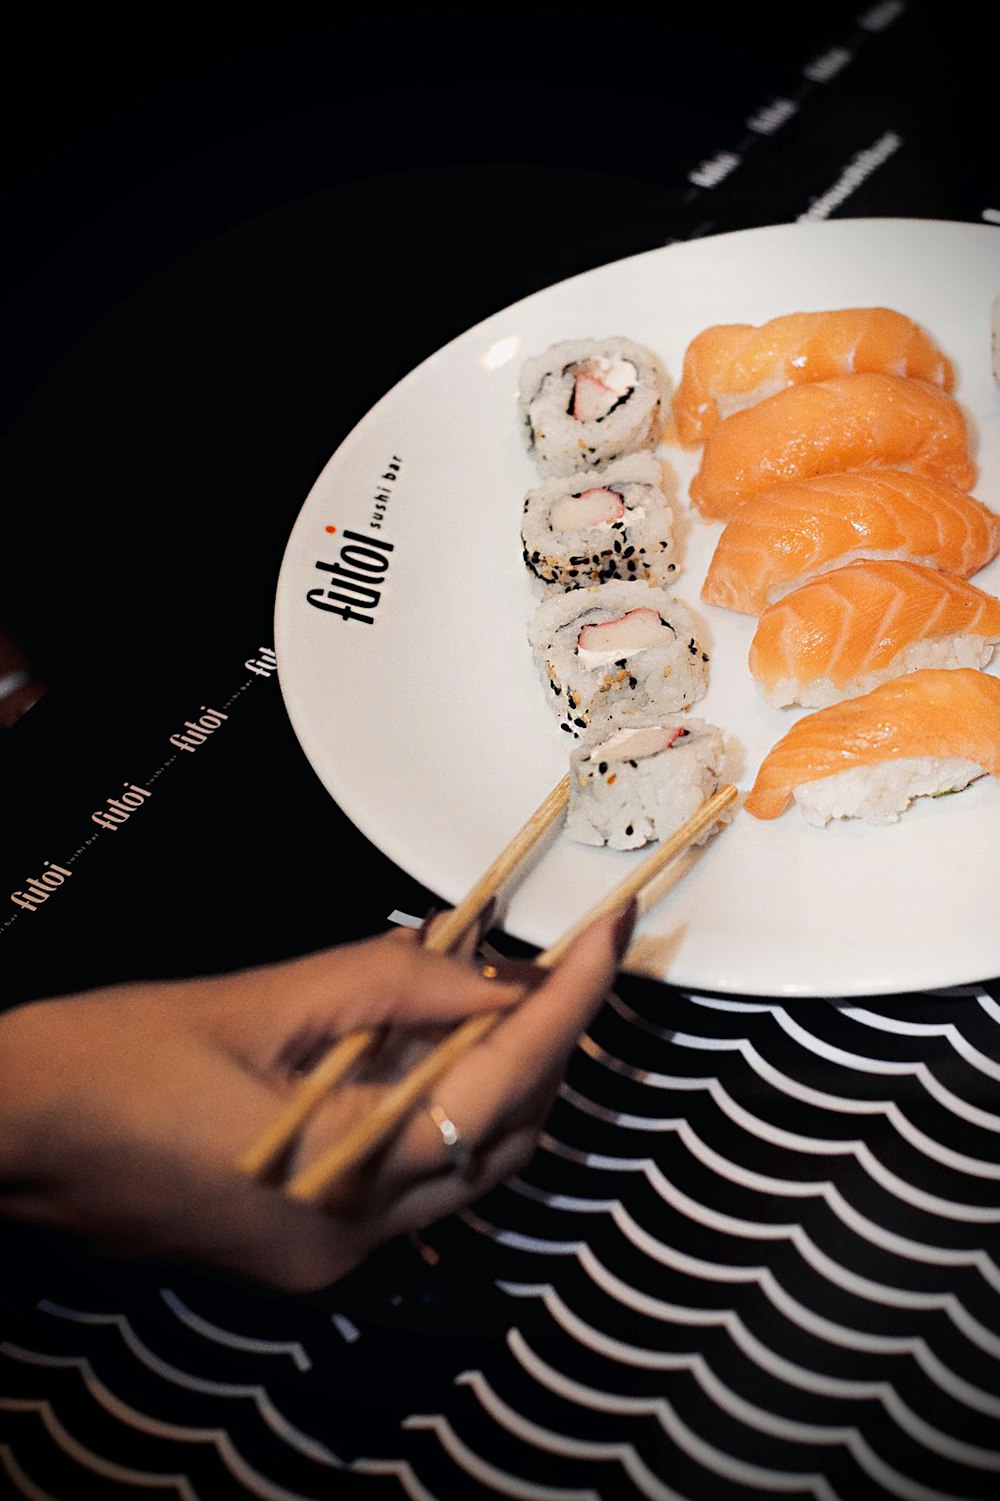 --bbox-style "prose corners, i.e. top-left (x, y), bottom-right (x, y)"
top-left (612, 899), bottom-right (638, 963)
